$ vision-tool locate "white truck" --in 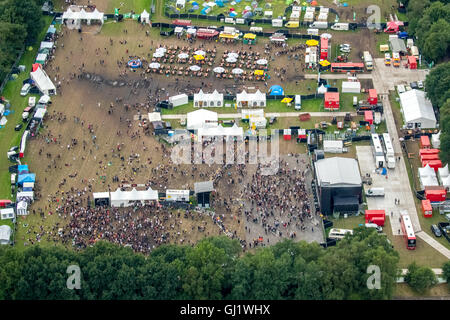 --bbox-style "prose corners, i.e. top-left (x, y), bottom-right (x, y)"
top-left (382, 133), bottom-right (396, 169)
top-left (365, 187), bottom-right (385, 197)
top-left (363, 51), bottom-right (373, 71)
top-left (331, 22), bottom-right (349, 31)
top-left (309, 21), bottom-right (328, 29)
